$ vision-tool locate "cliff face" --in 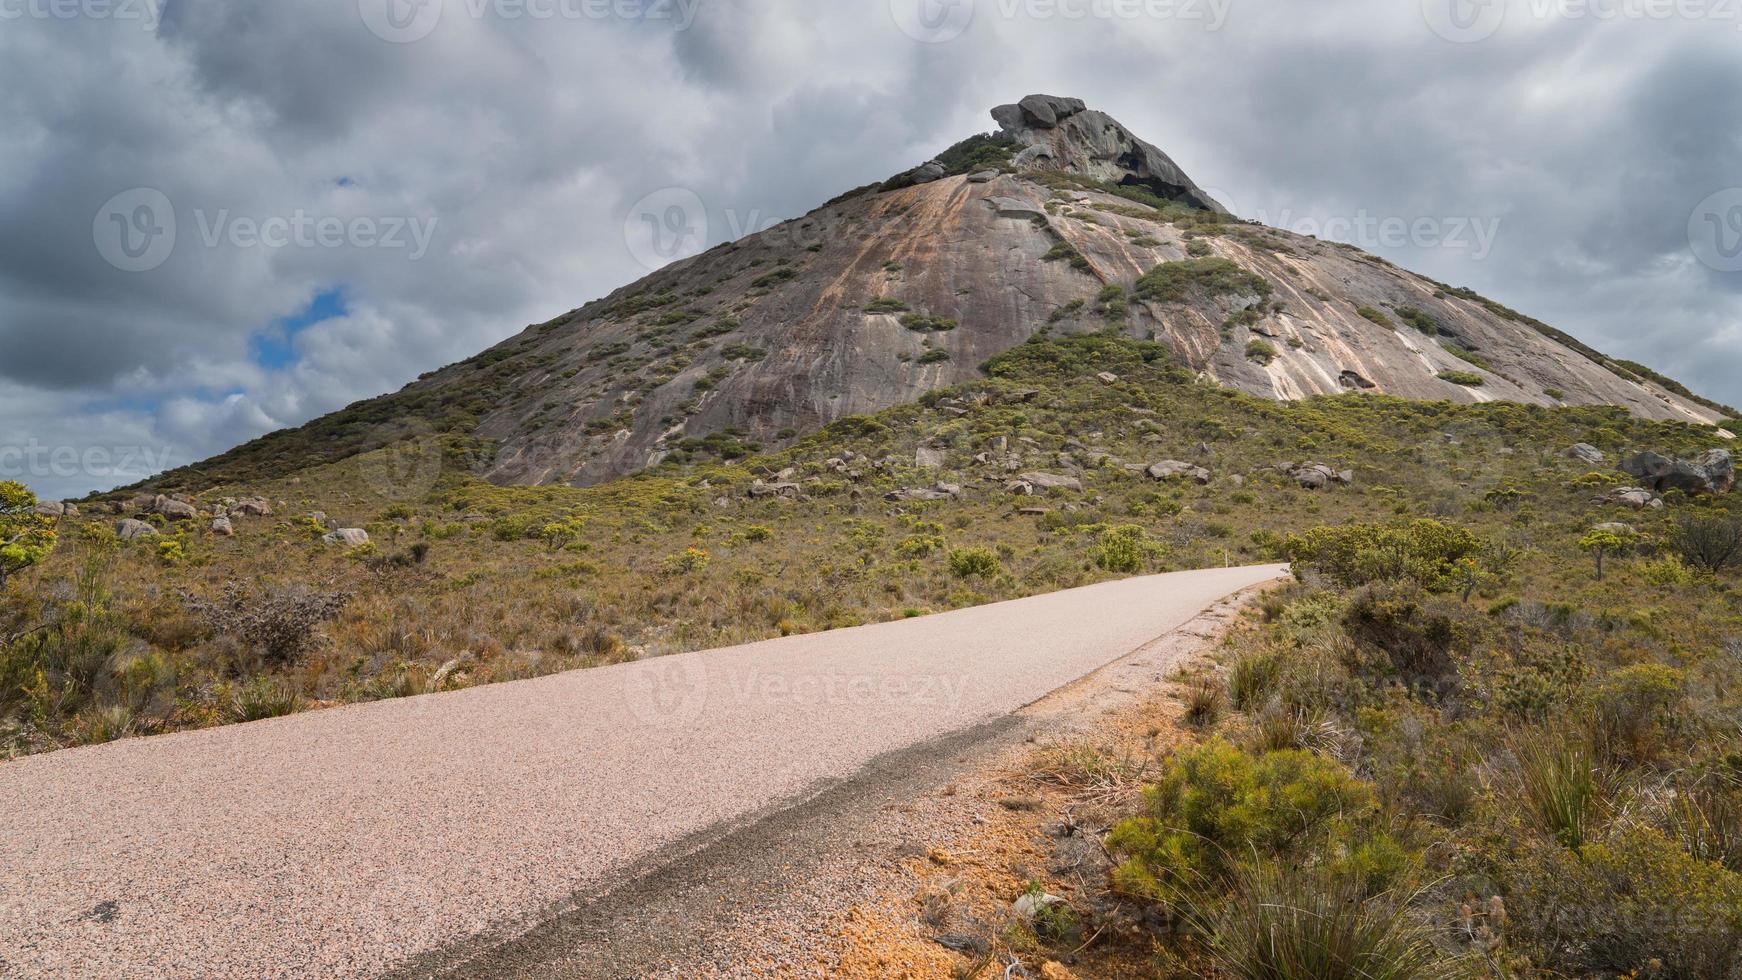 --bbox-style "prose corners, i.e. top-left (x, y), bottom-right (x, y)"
top-left (149, 96), bottom-right (1729, 492)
